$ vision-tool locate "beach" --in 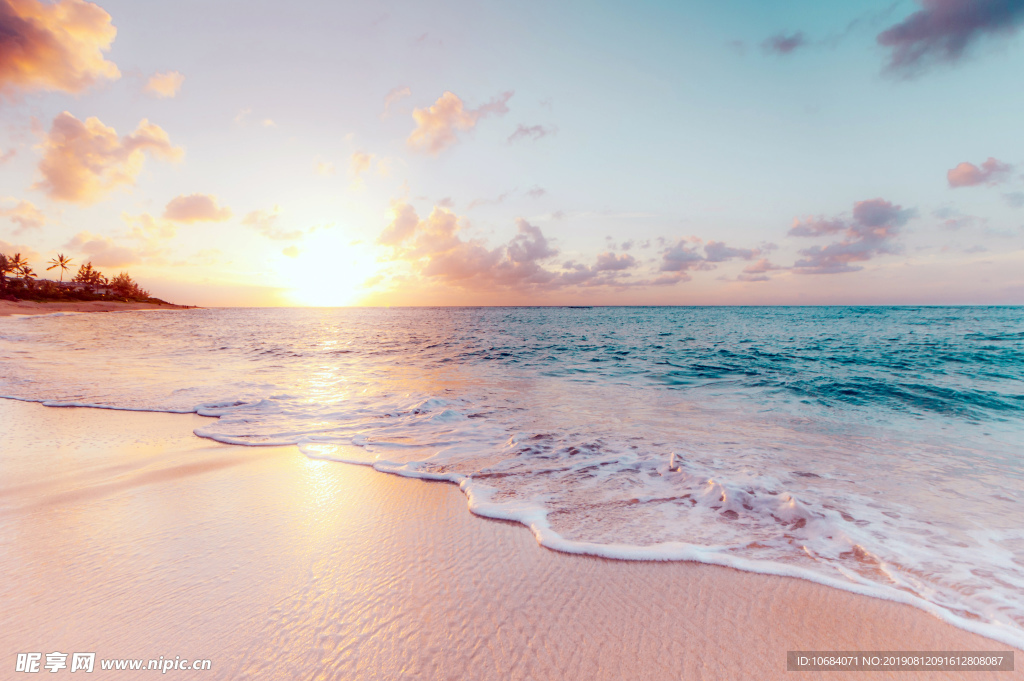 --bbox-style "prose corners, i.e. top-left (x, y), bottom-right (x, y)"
top-left (1, 398), bottom-right (1018, 680)
top-left (0, 300), bottom-right (189, 317)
